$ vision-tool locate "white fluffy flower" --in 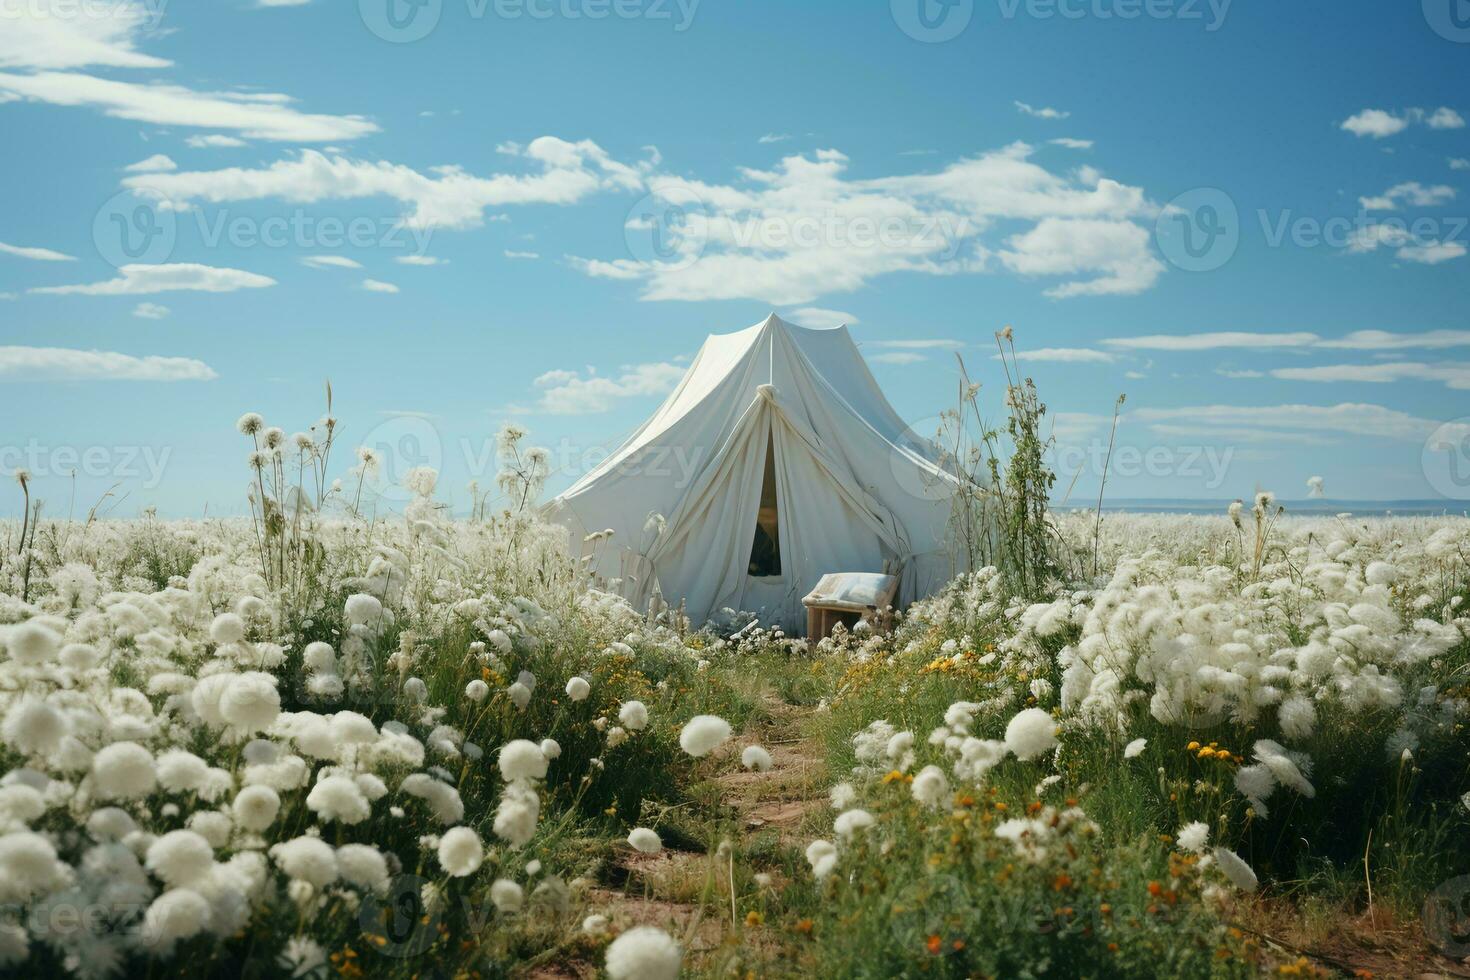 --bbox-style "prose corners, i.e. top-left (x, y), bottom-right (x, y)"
top-left (230, 787), bottom-right (282, 834)
top-left (1212, 847), bottom-right (1258, 892)
top-left (92, 742), bottom-right (156, 800)
top-left (437, 827), bottom-right (484, 877)
top-left (146, 830), bottom-right (214, 887)
top-left (465, 680), bottom-right (489, 702)
top-left (306, 775), bottom-right (371, 825)
top-left (741, 745), bottom-right (773, 772)
top-left (2, 697), bottom-right (68, 757)
top-left (1177, 821), bottom-right (1210, 854)
top-left (498, 740), bottom-right (548, 782)
top-left (490, 878), bottom-right (524, 912)
top-left (910, 765), bottom-right (950, 808)
top-left (1003, 708), bottom-right (1058, 762)
top-left (1278, 697), bottom-right (1316, 739)
top-left (618, 700), bottom-right (649, 731)
top-left (627, 827), bottom-right (662, 854)
top-left (303, 641), bottom-right (336, 673)
top-left (336, 844), bottom-right (389, 894)
top-left (605, 926), bottom-right (682, 980)
top-left (507, 682), bottom-right (531, 710)
top-left (0, 831), bottom-right (70, 902)
top-left (1123, 738), bottom-right (1147, 759)
top-left (270, 837), bottom-right (338, 887)
top-left (805, 839), bottom-right (838, 879)
top-left (493, 781), bottom-right (539, 847)
top-left (565, 676), bottom-right (591, 701)
top-left (144, 888), bottom-right (211, 946)
top-left (209, 613), bottom-right (246, 645)
top-left (679, 715), bottom-right (731, 758)
top-left (539, 739), bottom-right (561, 760)
top-left (5, 623), bottom-right (61, 665)
top-left (833, 808), bottom-right (875, 840)
top-left (219, 673), bottom-right (281, 734)
top-left (156, 750), bottom-right (209, 793)
top-left (344, 593), bottom-right (383, 627)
